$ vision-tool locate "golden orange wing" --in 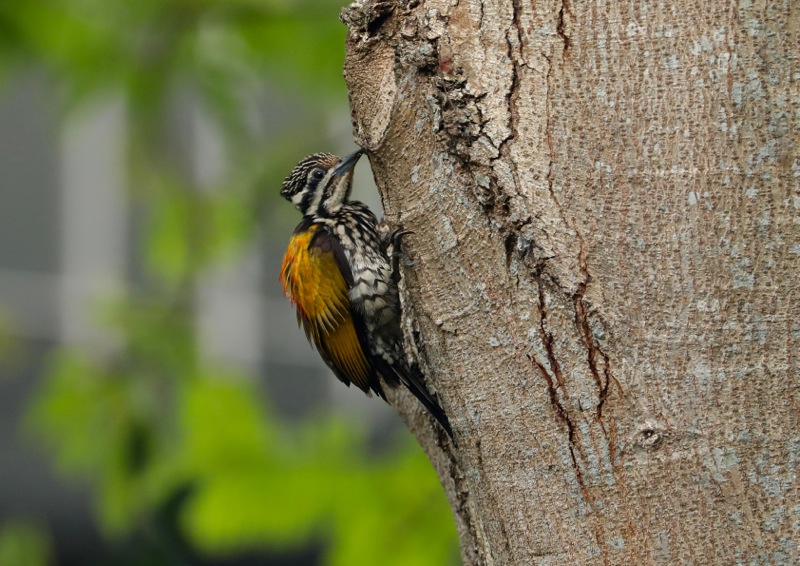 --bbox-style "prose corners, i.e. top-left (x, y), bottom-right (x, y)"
top-left (280, 224), bottom-right (372, 392)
